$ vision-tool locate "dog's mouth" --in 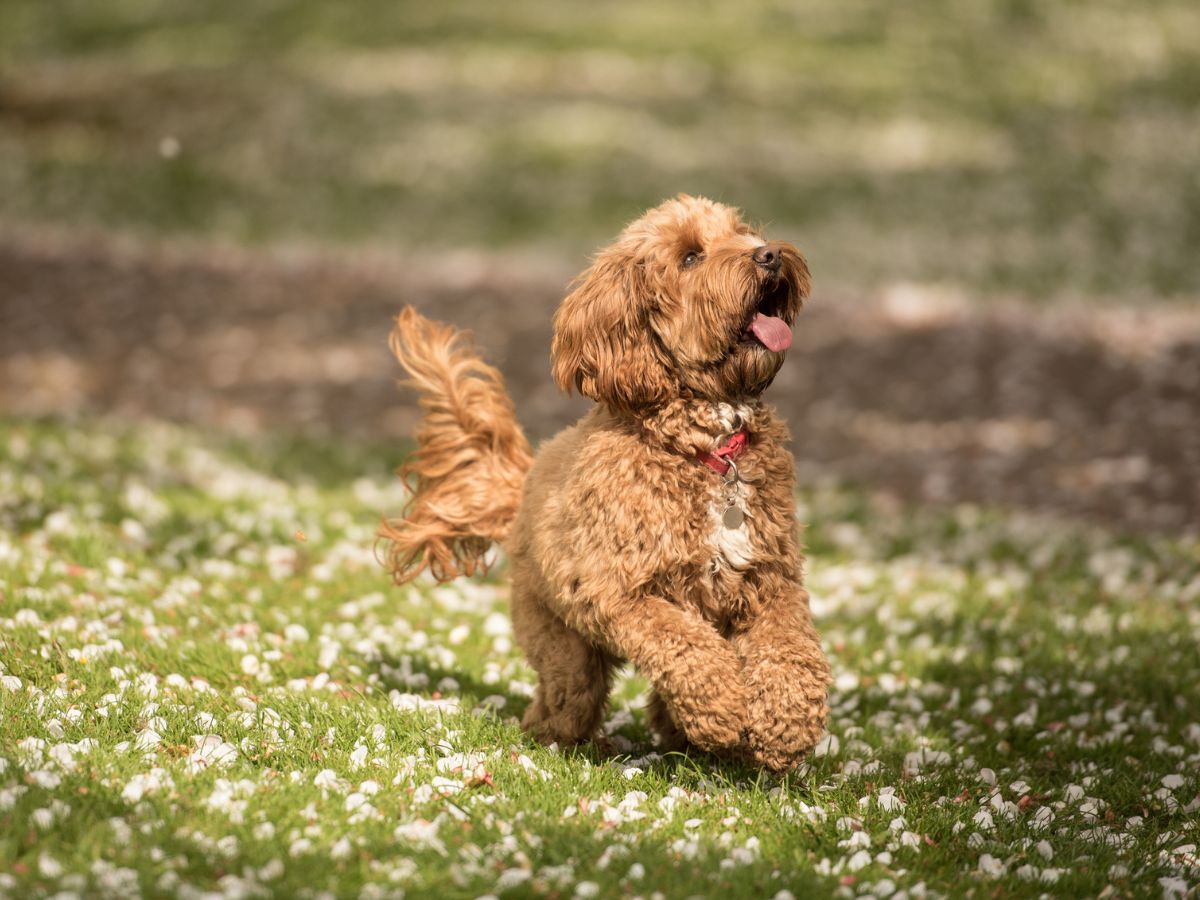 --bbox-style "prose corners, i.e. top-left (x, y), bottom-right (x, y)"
top-left (739, 278), bottom-right (792, 353)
